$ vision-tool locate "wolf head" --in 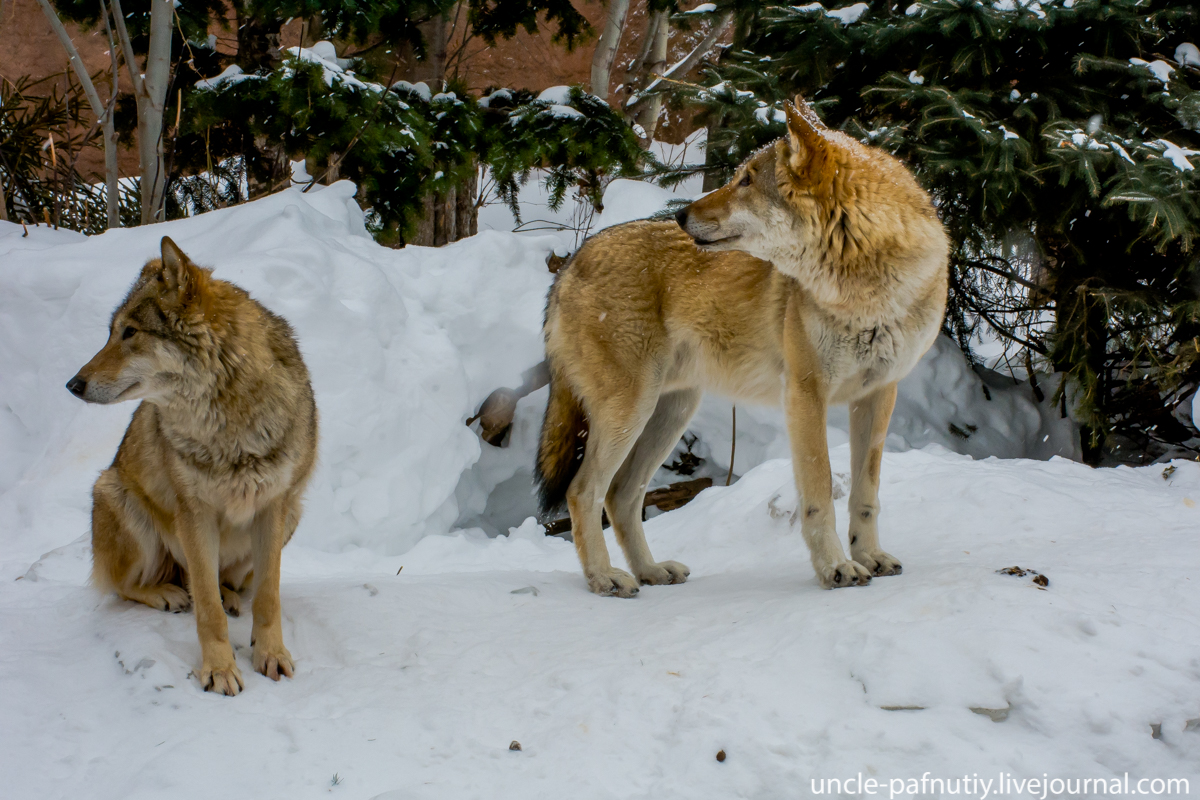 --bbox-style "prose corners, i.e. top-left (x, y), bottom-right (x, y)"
top-left (67, 237), bottom-right (216, 405)
top-left (676, 95), bottom-right (912, 279)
